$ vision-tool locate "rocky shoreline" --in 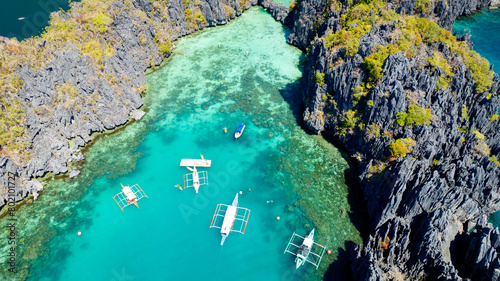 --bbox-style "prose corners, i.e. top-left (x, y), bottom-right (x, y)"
top-left (282, 0), bottom-right (500, 280)
top-left (0, 0), bottom-right (263, 208)
top-left (1, 0), bottom-right (500, 280)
